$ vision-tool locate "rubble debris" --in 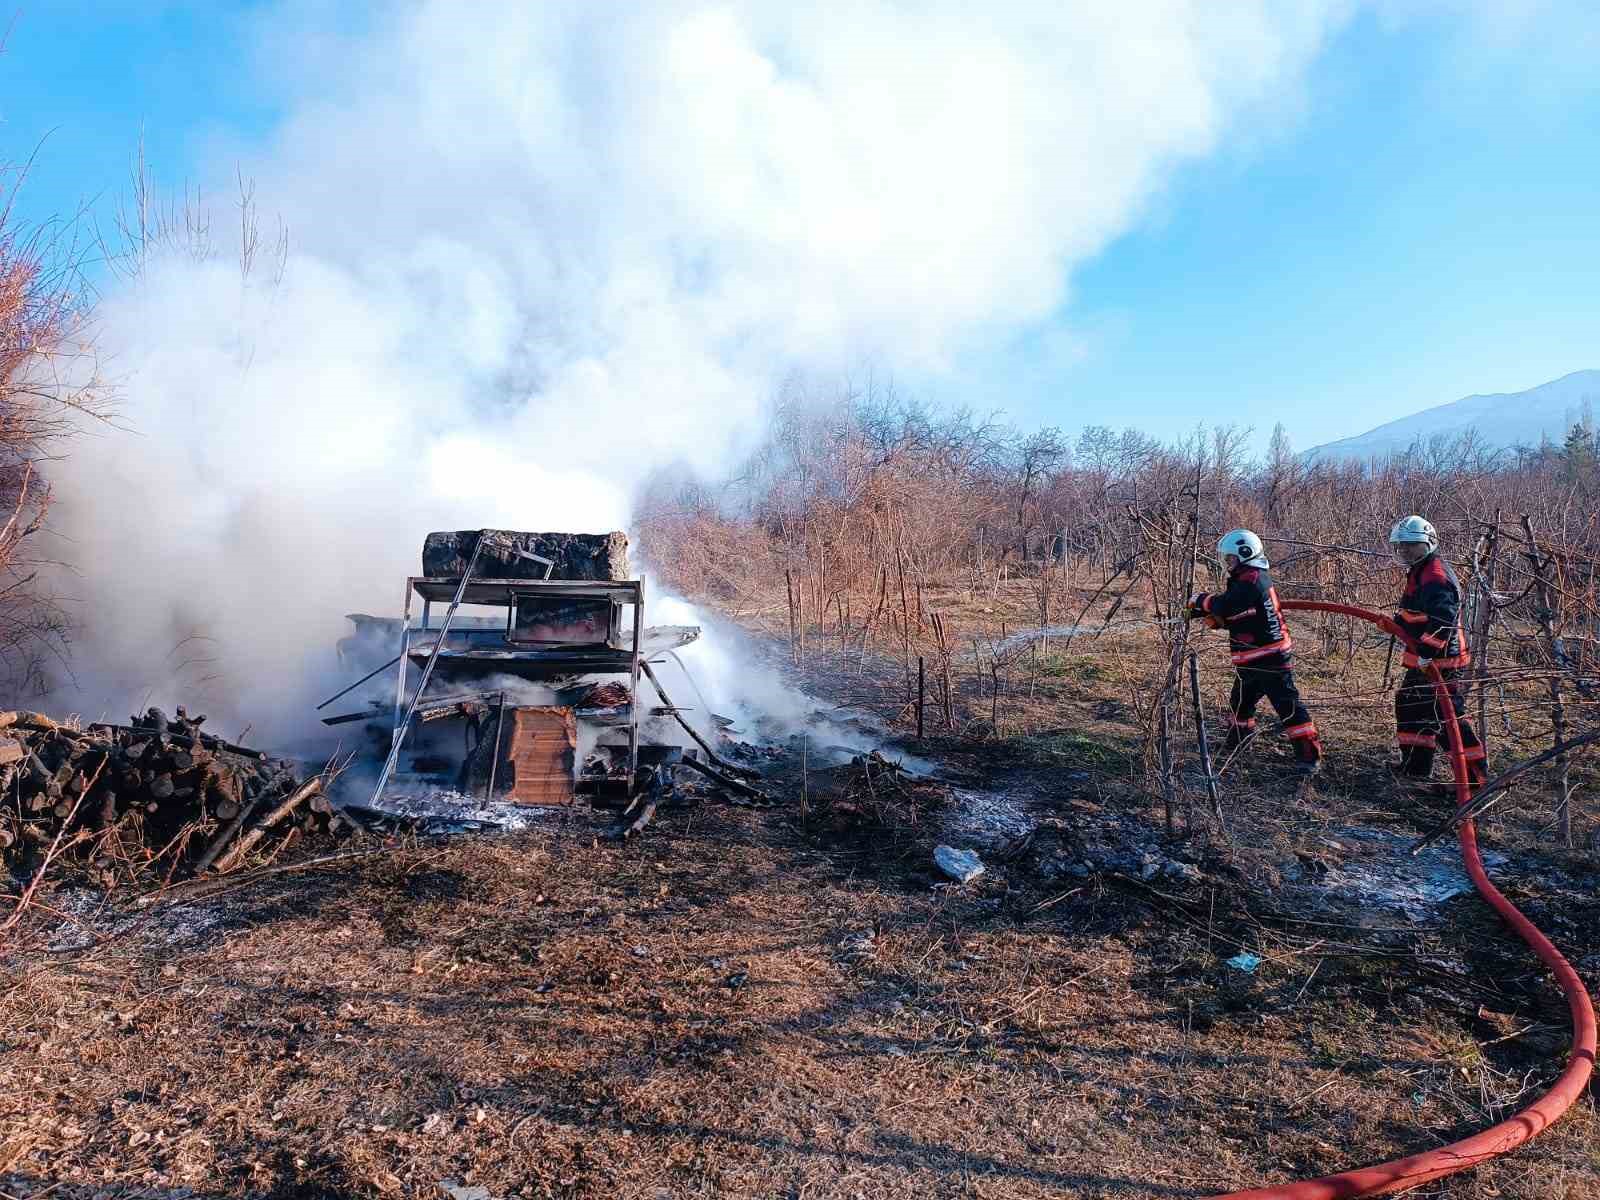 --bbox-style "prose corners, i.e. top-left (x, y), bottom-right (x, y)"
top-left (677, 753), bottom-right (768, 802)
top-left (423, 529), bottom-right (630, 582)
top-left (339, 804), bottom-right (503, 835)
top-left (638, 660), bottom-right (750, 778)
top-left (836, 929), bottom-right (877, 964)
top-left (575, 680), bottom-right (632, 710)
top-left (0, 707), bottom-right (342, 889)
top-left (934, 845), bottom-right (985, 884)
top-left (804, 750), bottom-right (950, 840)
top-left (1028, 813), bottom-right (1204, 885)
top-left (606, 763), bottom-right (685, 839)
